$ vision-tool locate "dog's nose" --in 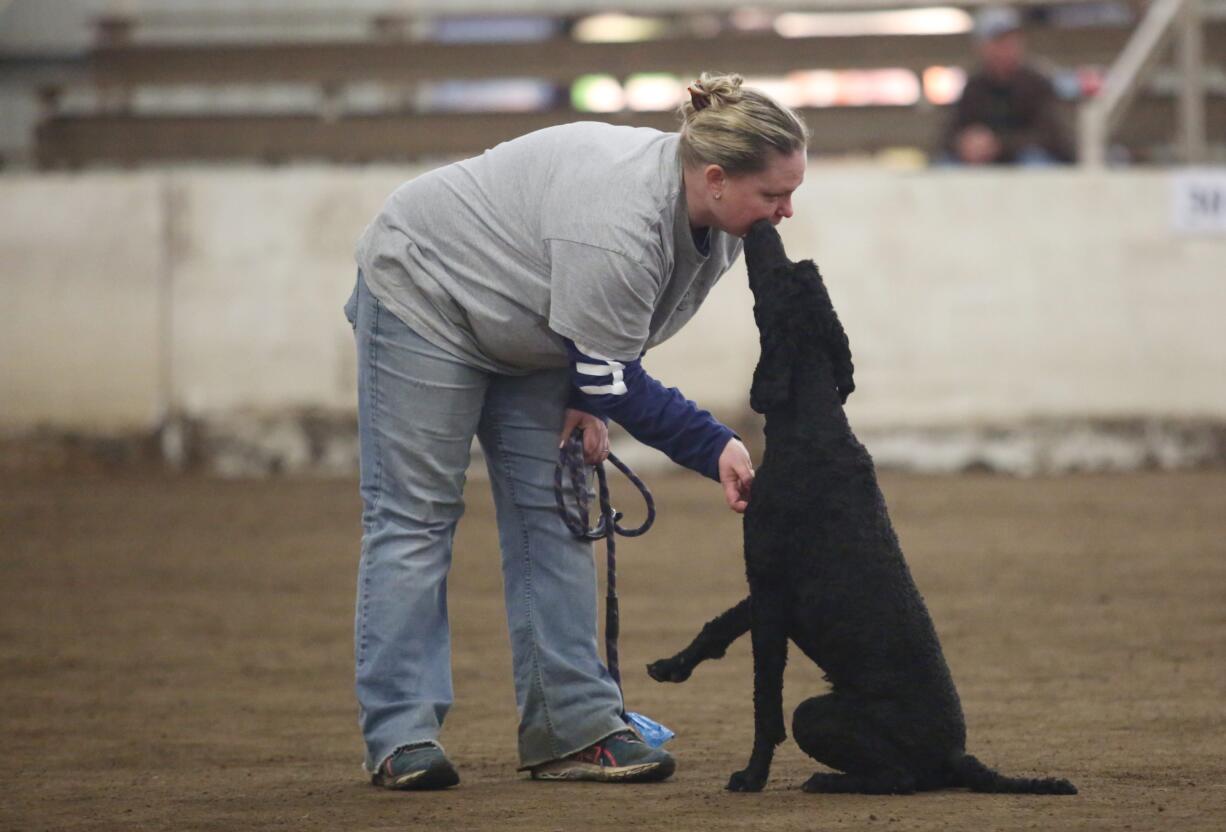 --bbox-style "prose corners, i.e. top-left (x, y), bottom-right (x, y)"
top-left (744, 220), bottom-right (788, 282)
